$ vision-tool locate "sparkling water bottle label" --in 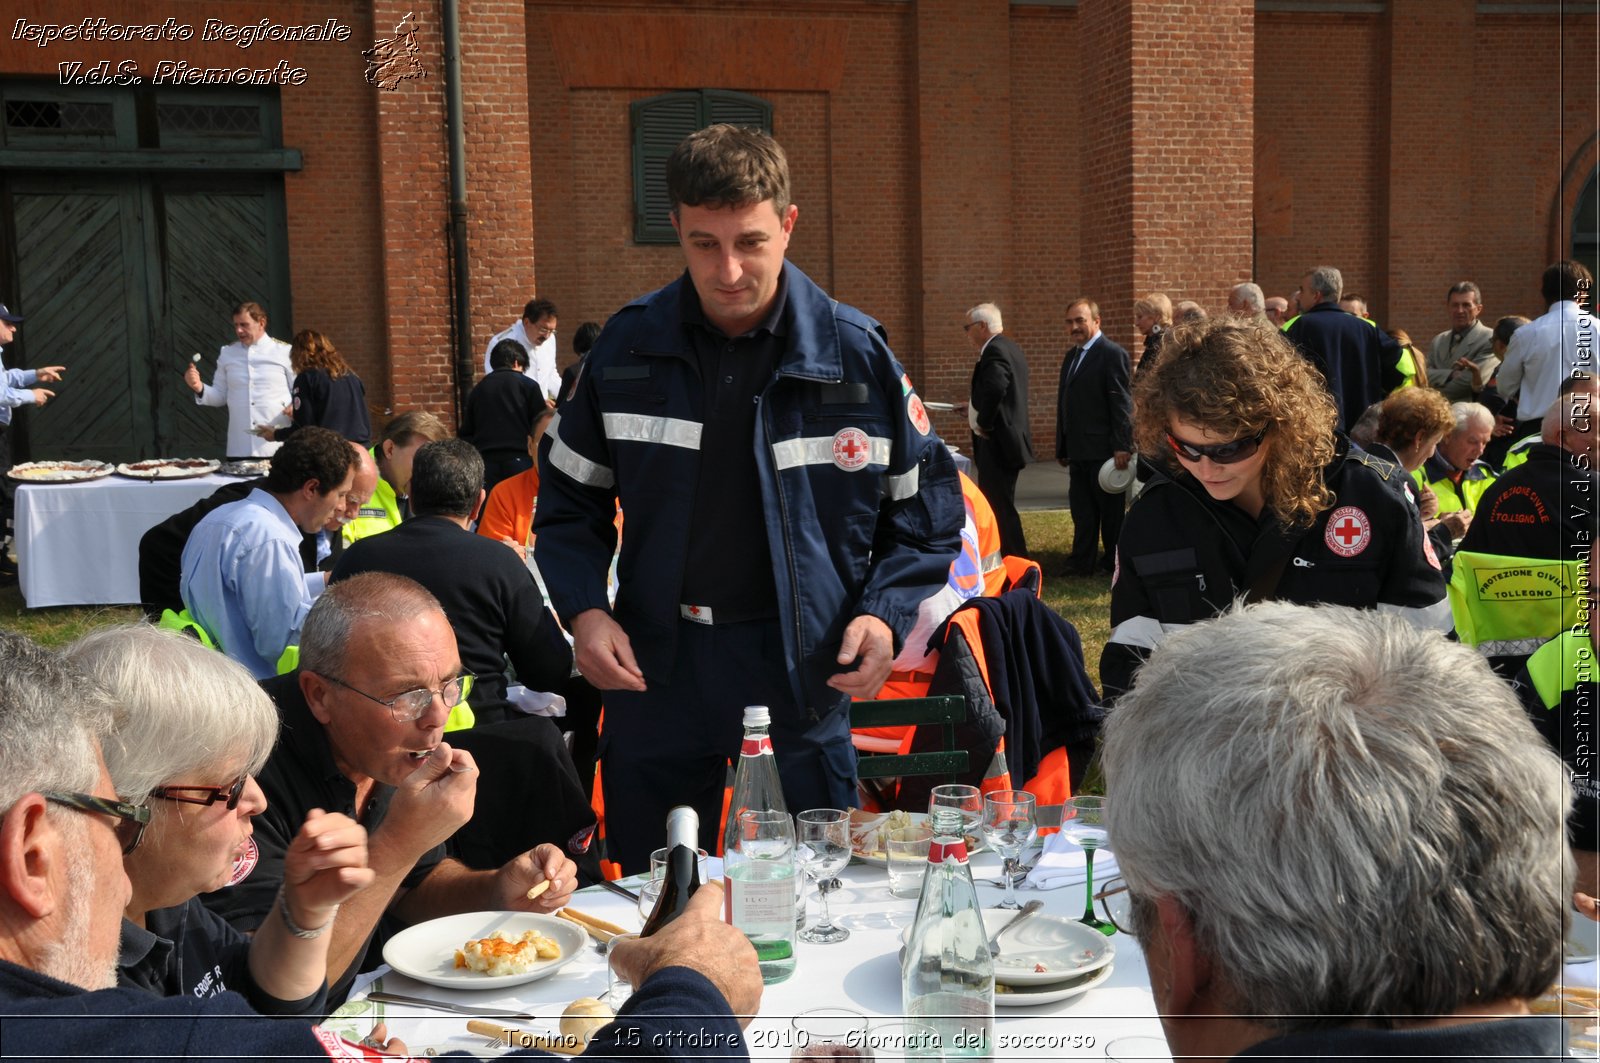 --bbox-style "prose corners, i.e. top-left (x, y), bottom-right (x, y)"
top-left (927, 839), bottom-right (969, 865)
top-left (739, 736), bottom-right (775, 757)
top-left (732, 876), bottom-right (792, 923)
